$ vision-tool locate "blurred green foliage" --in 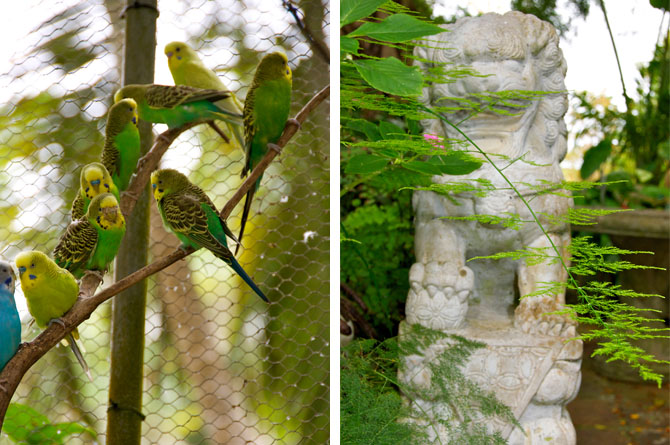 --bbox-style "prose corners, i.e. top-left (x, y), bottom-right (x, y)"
top-left (3, 403), bottom-right (96, 444)
top-left (573, 33), bottom-right (669, 208)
